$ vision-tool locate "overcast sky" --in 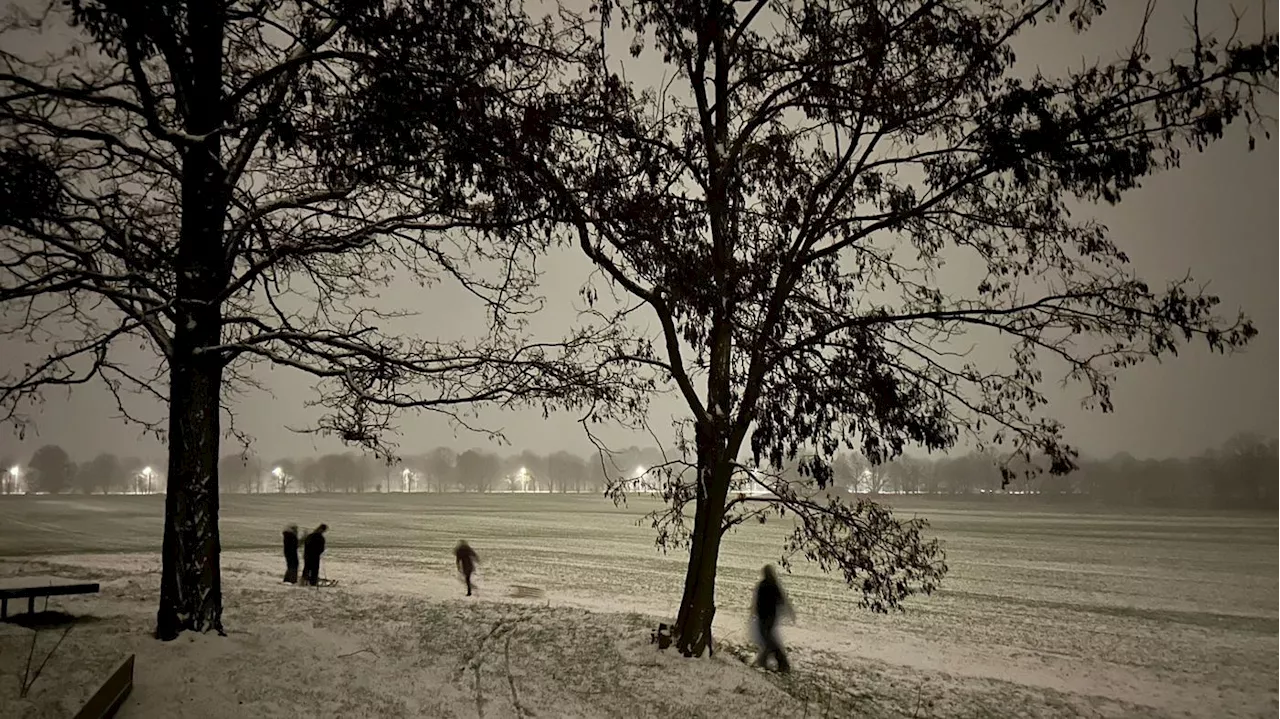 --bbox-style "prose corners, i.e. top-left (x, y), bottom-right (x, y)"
top-left (0, 0), bottom-right (1275, 464)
